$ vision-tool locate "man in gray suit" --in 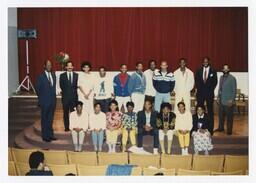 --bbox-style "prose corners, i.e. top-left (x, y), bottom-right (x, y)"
top-left (214, 64), bottom-right (237, 135)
